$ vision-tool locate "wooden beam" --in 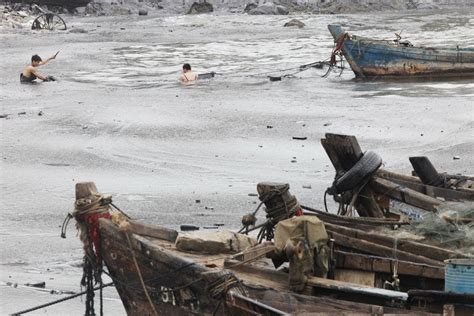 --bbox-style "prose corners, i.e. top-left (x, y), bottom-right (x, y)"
top-left (301, 205), bottom-right (409, 226)
top-left (225, 243), bottom-right (276, 266)
top-left (127, 220), bottom-right (178, 242)
top-left (324, 222), bottom-right (464, 262)
top-left (370, 177), bottom-right (443, 212)
top-left (226, 259), bottom-right (403, 311)
top-left (321, 133), bottom-right (363, 174)
top-left (376, 170), bottom-right (474, 201)
top-left (335, 251), bottom-right (444, 280)
top-left (75, 182), bottom-right (98, 200)
top-left (328, 231), bottom-right (444, 267)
